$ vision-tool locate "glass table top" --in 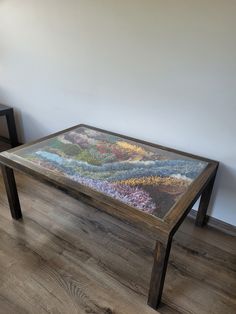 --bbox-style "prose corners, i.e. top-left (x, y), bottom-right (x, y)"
top-left (13, 126), bottom-right (208, 218)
